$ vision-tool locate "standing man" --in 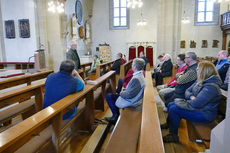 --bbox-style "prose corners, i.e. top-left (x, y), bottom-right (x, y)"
top-left (66, 41), bottom-right (81, 70)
